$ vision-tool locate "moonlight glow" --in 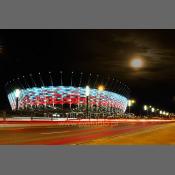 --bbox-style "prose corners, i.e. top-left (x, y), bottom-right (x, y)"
top-left (130, 58), bottom-right (144, 69)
